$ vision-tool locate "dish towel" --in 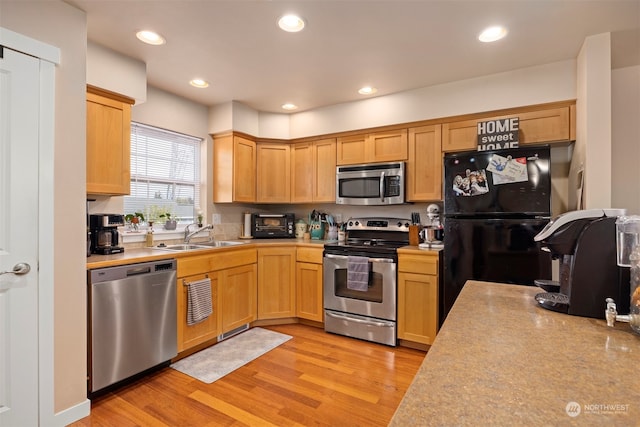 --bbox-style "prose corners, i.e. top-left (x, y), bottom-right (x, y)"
top-left (186, 278), bottom-right (213, 326)
top-left (347, 256), bottom-right (370, 291)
